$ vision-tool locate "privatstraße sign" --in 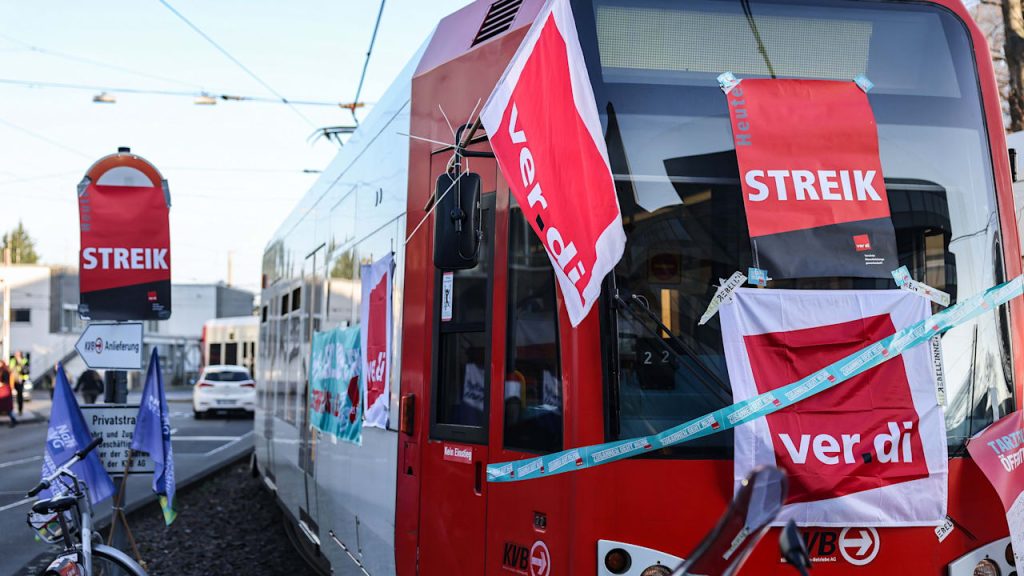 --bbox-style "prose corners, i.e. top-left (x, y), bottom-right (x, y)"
top-left (81, 405), bottom-right (154, 475)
